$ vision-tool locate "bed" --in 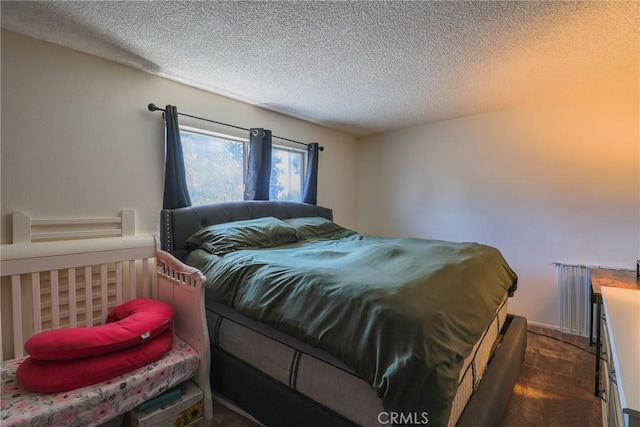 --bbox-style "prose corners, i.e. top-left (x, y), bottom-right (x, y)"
top-left (160, 201), bottom-right (527, 426)
top-left (0, 211), bottom-right (213, 426)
